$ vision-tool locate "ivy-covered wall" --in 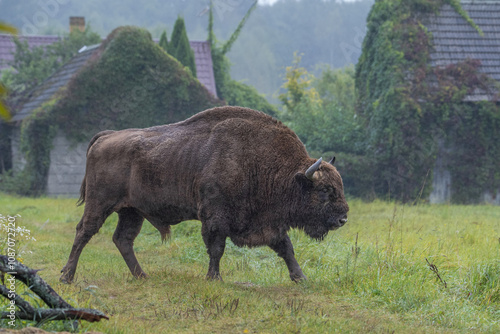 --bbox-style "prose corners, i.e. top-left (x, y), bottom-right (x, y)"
top-left (355, 0), bottom-right (500, 203)
top-left (8, 26), bottom-right (222, 196)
